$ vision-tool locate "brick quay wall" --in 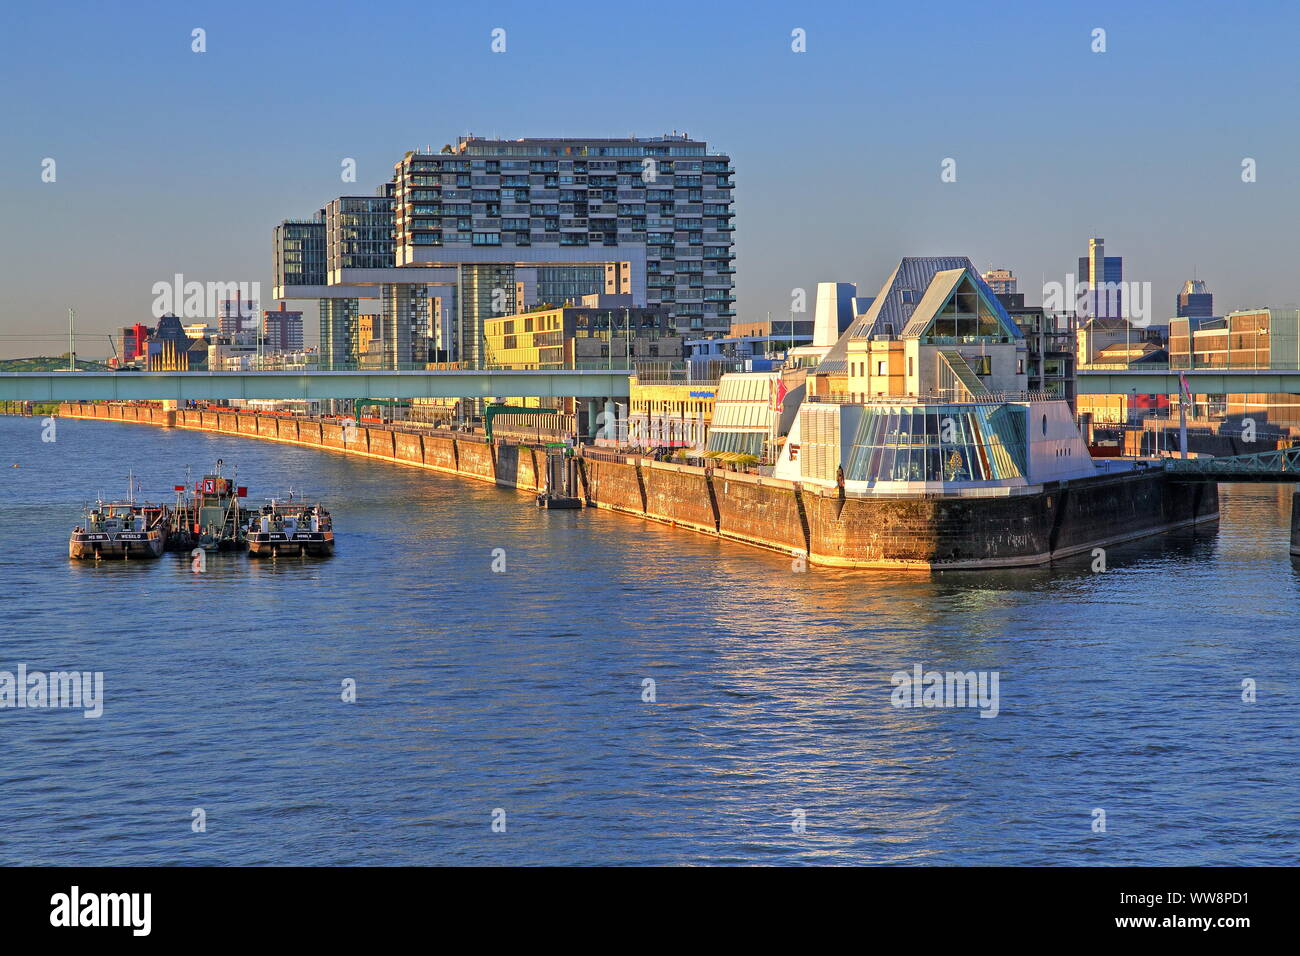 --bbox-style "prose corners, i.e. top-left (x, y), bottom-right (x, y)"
top-left (58, 403), bottom-right (1218, 570)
